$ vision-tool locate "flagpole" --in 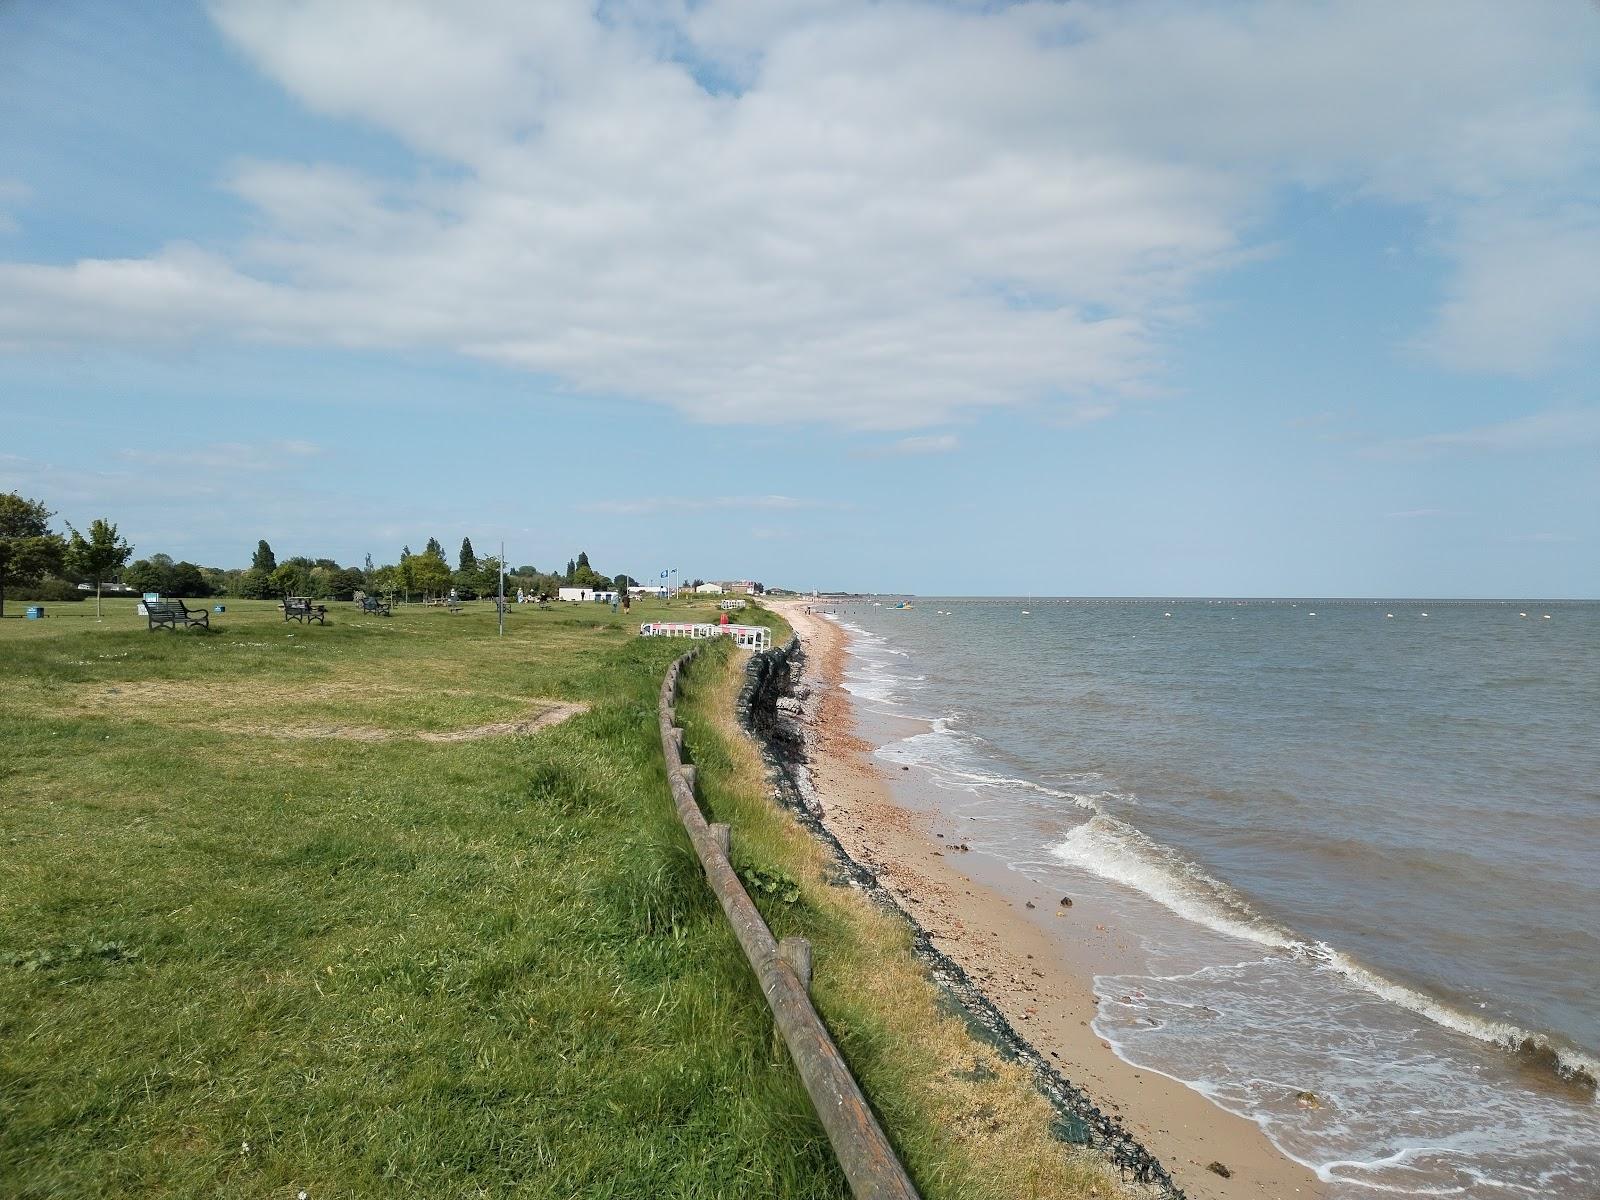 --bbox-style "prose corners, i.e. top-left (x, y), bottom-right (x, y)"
top-left (498, 540), bottom-right (505, 637)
